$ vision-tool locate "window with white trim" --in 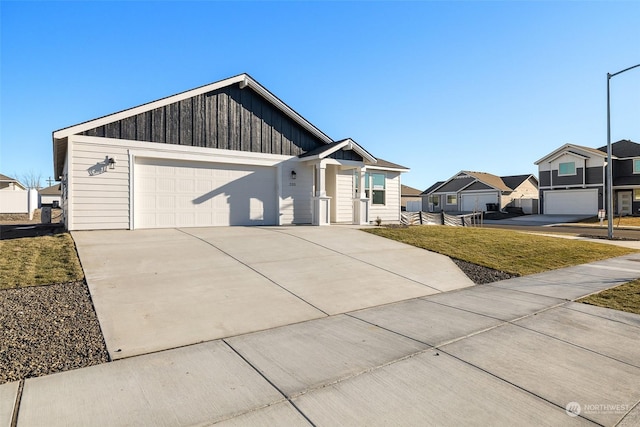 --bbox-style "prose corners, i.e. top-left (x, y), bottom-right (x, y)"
top-left (428, 194), bottom-right (439, 206)
top-left (558, 162), bottom-right (576, 176)
top-left (633, 159), bottom-right (640, 174)
top-left (634, 189), bottom-right (640, 201)
top-left (365, 172), bottom-right (386, 205)
top-left (446, 194), bottom-right (457, 205)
